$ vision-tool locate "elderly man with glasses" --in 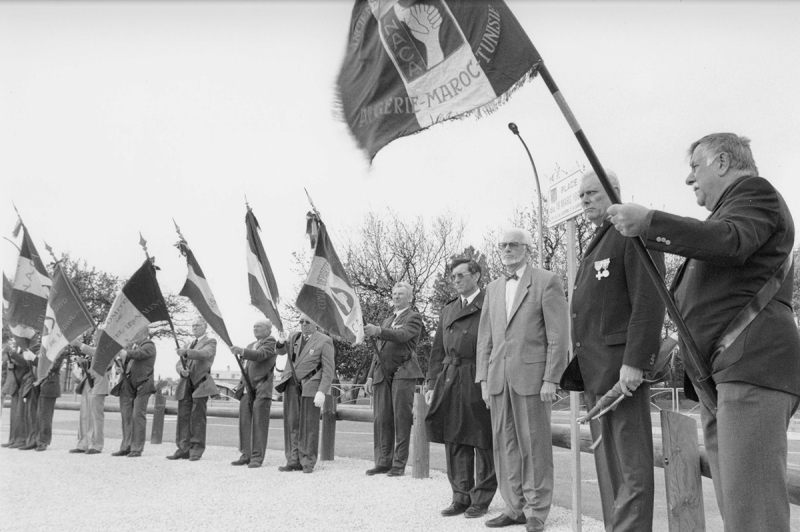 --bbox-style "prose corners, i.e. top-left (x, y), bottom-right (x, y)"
top-left (476, 228), bottom-right (569, 532)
